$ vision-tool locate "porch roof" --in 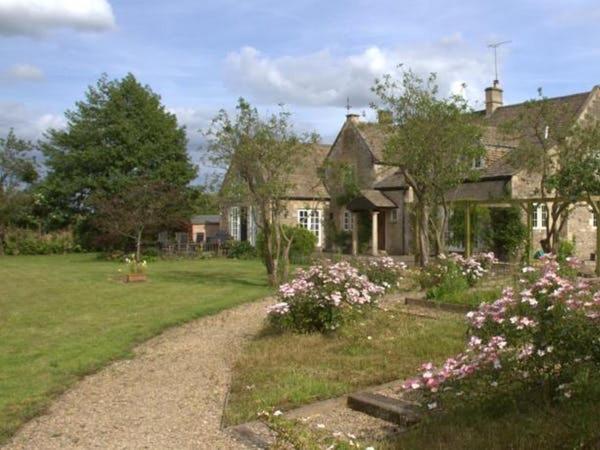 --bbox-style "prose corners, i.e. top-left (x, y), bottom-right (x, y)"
top-left (347, 189), bottom-right (397, 211)
top-left (446, 179), bottom-right (511, 203)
